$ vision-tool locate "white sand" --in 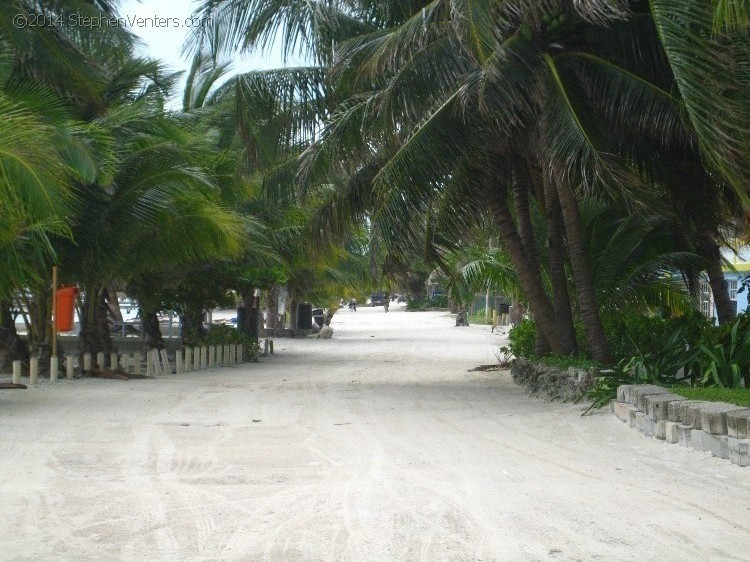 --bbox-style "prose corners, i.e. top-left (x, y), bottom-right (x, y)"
top-left (2, 304), bottom-right (750, 561)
